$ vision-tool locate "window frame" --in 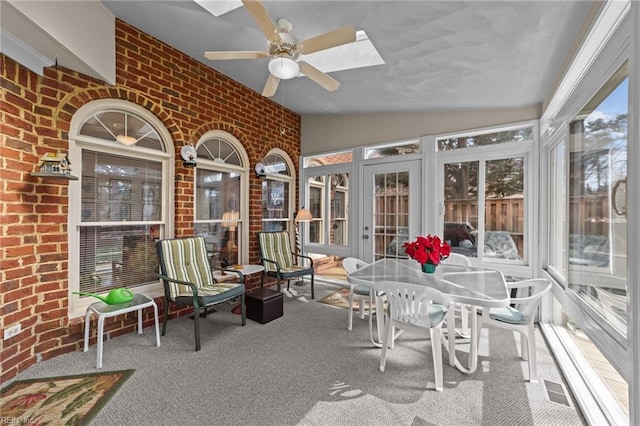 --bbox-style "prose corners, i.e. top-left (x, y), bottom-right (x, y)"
top-left (435, 121), bottom-right (538, 278)
top-left (193, 130), bottom-right (249, 264)
top-left (260, 149), bottom-right (295, 233)
top-left (301, 162), bottom-right (353, 258)
top-left (67, 99), bottom-right (175, 318)
top-left (539, 6), bottom-right (634, 424)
